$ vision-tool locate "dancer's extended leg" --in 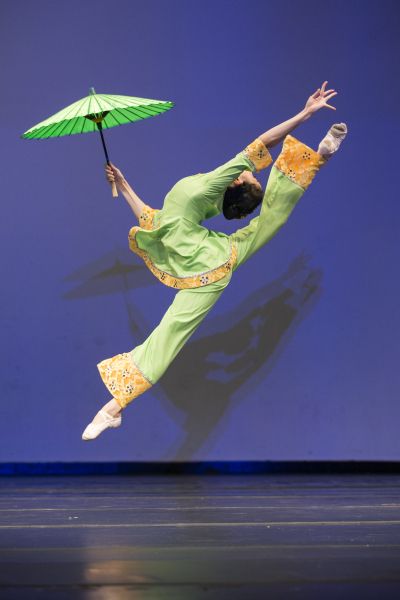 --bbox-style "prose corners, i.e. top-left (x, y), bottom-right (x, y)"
top-left (82, 273), bottom-right (232, 439)
top-left (230, 134), bottom-right (327, 269)
top-left (129, 271), bottom-right (233, 391)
